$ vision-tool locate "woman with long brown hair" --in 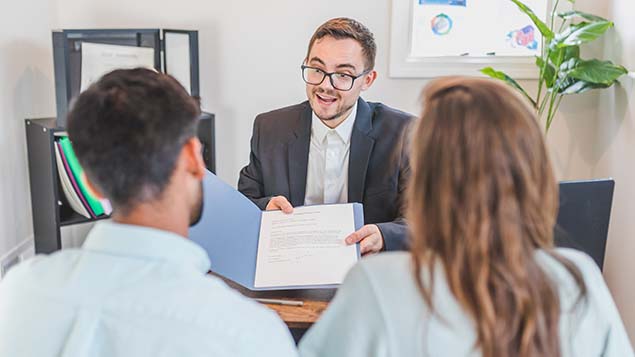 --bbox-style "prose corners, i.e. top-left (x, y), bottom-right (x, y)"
top-left (299, 77), bottom-right (633, 357)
